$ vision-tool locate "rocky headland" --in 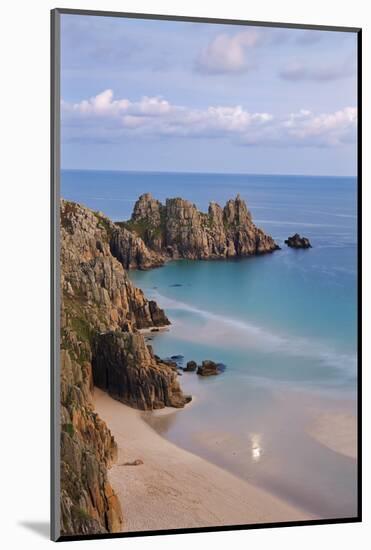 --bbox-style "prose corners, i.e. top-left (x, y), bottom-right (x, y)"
top-left (116, 193), bottom-right (279, 266)
top-left (59, 192), bottom-right (281, 535)
top-left (60, 200), bottom-right (189, 535)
